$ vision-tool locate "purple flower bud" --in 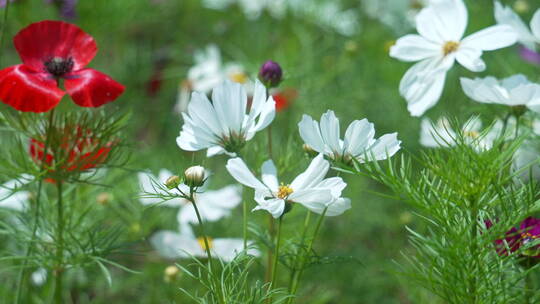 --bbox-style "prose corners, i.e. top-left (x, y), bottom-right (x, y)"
top-left (519, 46), bottom-right (540, 66)
top-left (258, 60), bottom-right (283, 88)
